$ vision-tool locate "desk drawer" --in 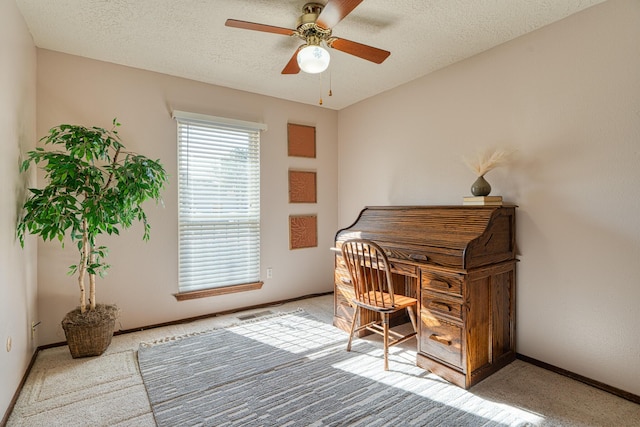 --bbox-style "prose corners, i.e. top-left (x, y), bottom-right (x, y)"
top-left (335, 284), bottom-right (355, 319)
top-left (419, 311), bottom-right (463, 370)
top-left (421, 291), bottom-right (463, 320)
top-left (421, 270), bottom-right (463, 296)
top-left (334, 267), bottom-right (351, 286)
top-left (389, 261), bottom-right (418, 278)
top-left (337, 254), bottom-right (417, 279)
